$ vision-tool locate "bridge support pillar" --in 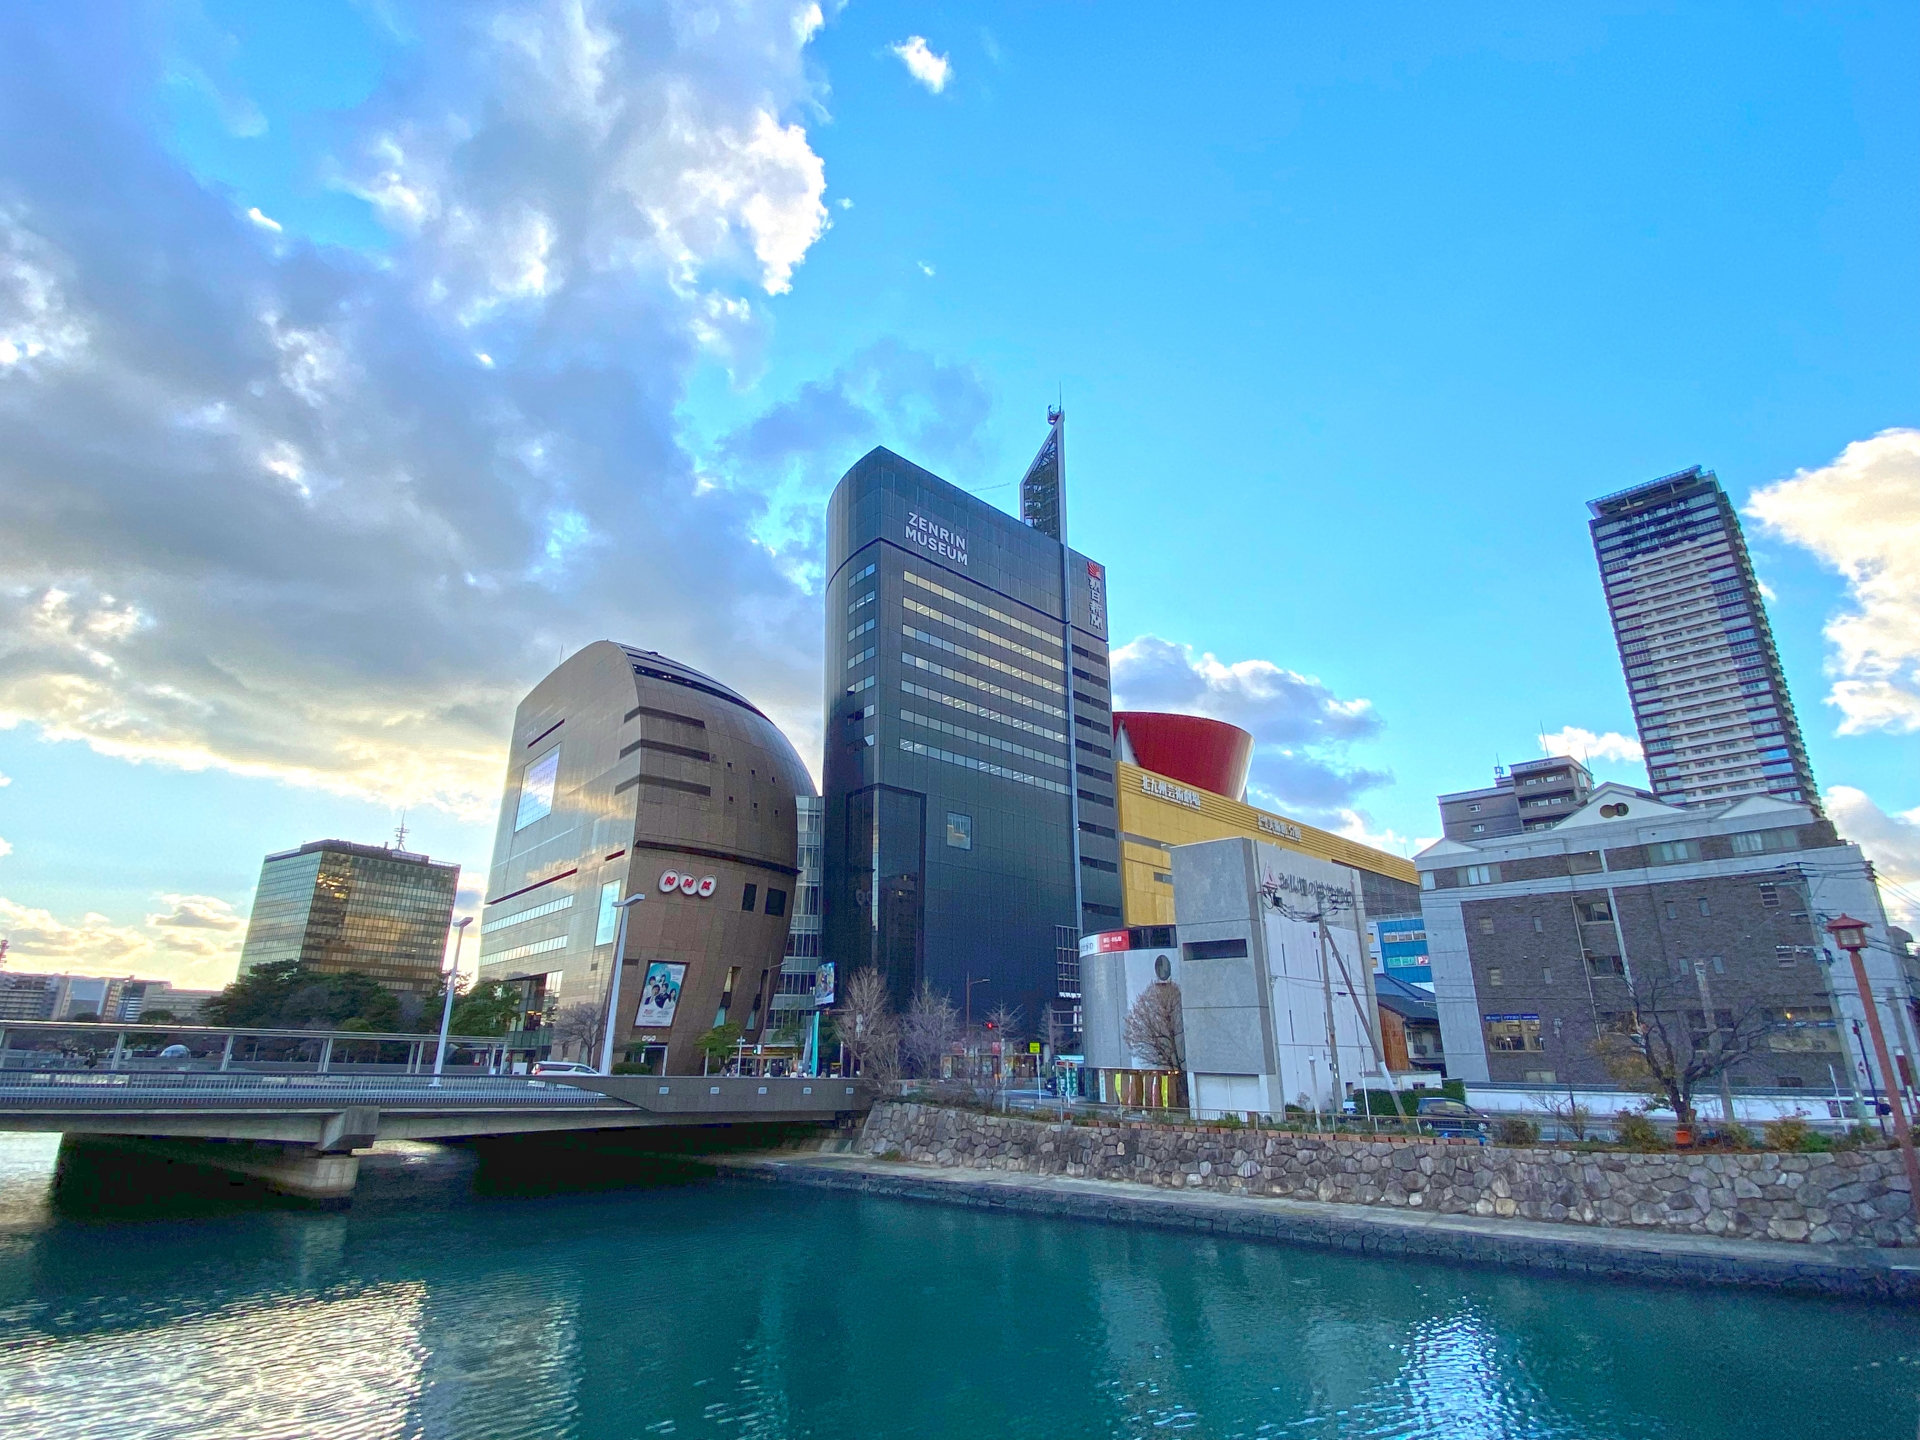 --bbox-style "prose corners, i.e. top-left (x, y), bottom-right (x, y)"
top-left (63, 1135), bottom-right (363, 1206)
